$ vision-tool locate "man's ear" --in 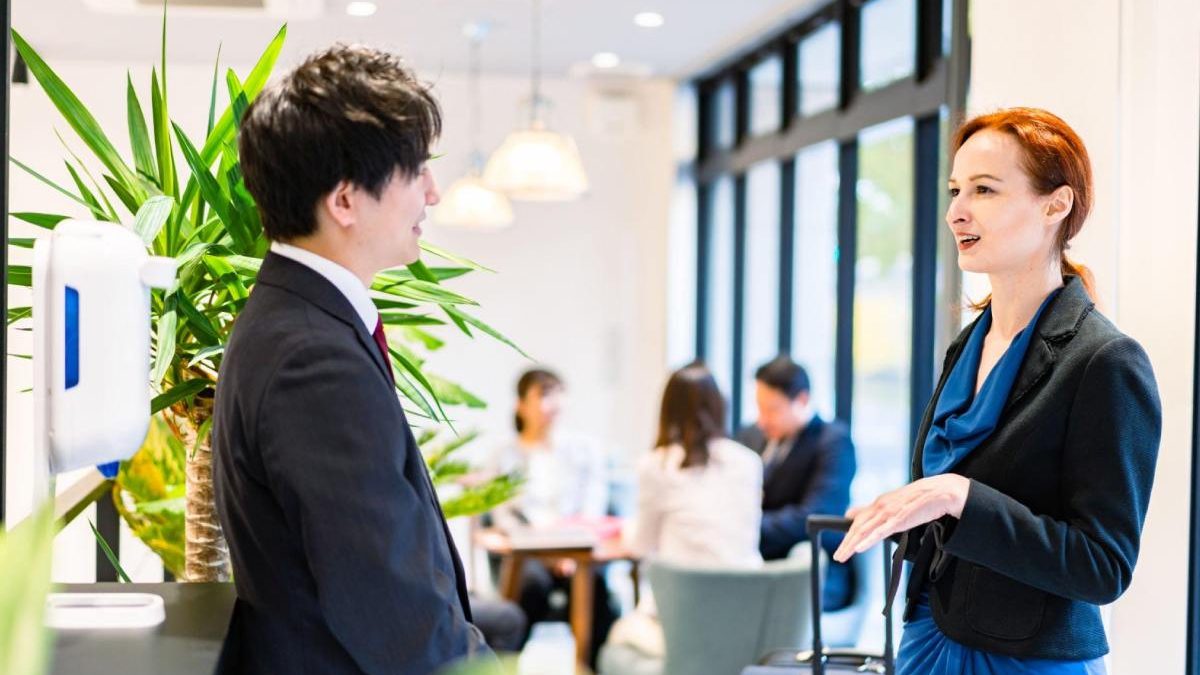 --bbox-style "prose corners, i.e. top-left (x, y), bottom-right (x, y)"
top-left (320, 180), bottom-right (357, 230)
top-left (793, 390), bottom-right (811, 410)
